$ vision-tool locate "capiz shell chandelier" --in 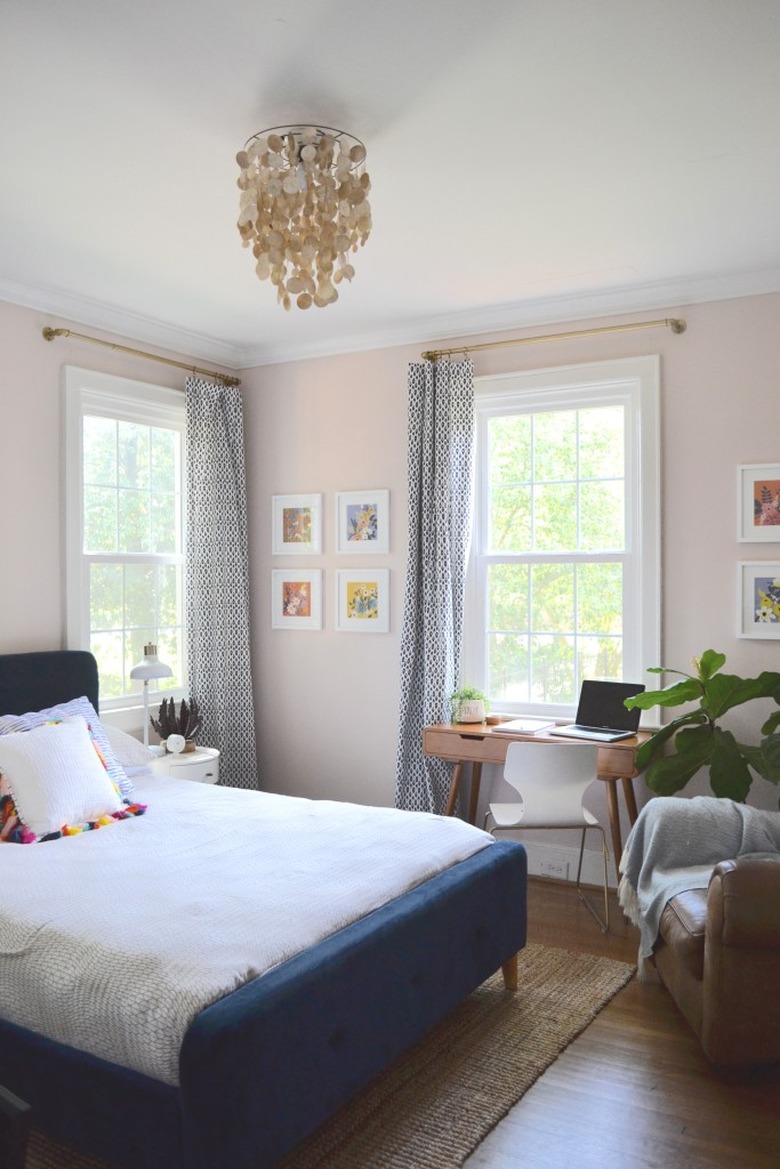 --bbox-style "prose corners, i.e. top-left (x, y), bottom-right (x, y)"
top-left (236, 124), bottom-right (372, 310)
